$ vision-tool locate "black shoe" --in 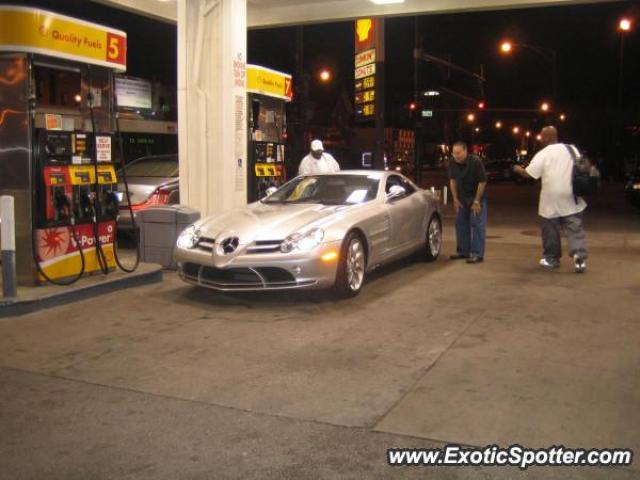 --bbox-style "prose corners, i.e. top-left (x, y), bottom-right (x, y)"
top-left (450, 254), bottom-right (469, 260)
top-left (466, 256), bottom-right (484, 264)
